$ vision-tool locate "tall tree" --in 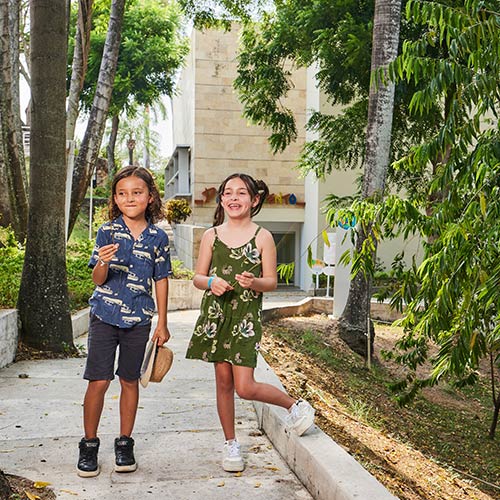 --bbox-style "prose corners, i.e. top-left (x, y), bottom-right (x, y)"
top-left (365, 0), bottom-right (500, 437)
top-left (73, 0), bottom-right (188, 175)
top-left (17, 0), bottom-right (74, 351)
top-left (336, 0), bottom-right (402, 358)
top-left (68, 0), bottom-right (125, 237)
top-left (66, 0), bottom-right (94, 142)
top-left (0, 0), bottom-right (28, 241)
